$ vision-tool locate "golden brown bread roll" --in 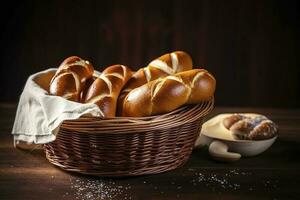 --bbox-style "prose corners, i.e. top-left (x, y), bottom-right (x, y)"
top-left (121, 69), bottom-right (216, 117)
top-left (49, 56), bottom-right (94, 101)
top-left (80, 76), bottom-right (97, 102)
top-left (80, 70), bottom-right (103, 102)
top-left (118, 51), bottom-right (193, 114)
top-left (83, 64), bottom-right (133, 118)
